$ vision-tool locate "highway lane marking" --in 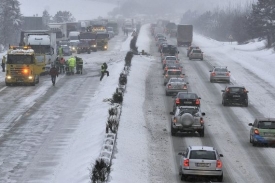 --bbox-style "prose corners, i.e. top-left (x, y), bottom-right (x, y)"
top-left (0, 86), bottom-right (7, 92)
top-left (15, 114), bottom-right (22, 122)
